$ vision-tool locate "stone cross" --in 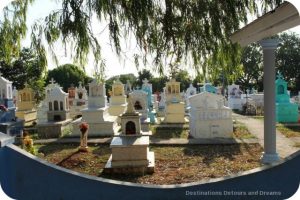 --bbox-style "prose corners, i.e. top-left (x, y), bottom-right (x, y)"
top-left (142, 78), bottom-right (149, 85)
top-left (277, 72), bottom-right (283, 80)
top-left (50, 78), bottom-right (55, 85)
